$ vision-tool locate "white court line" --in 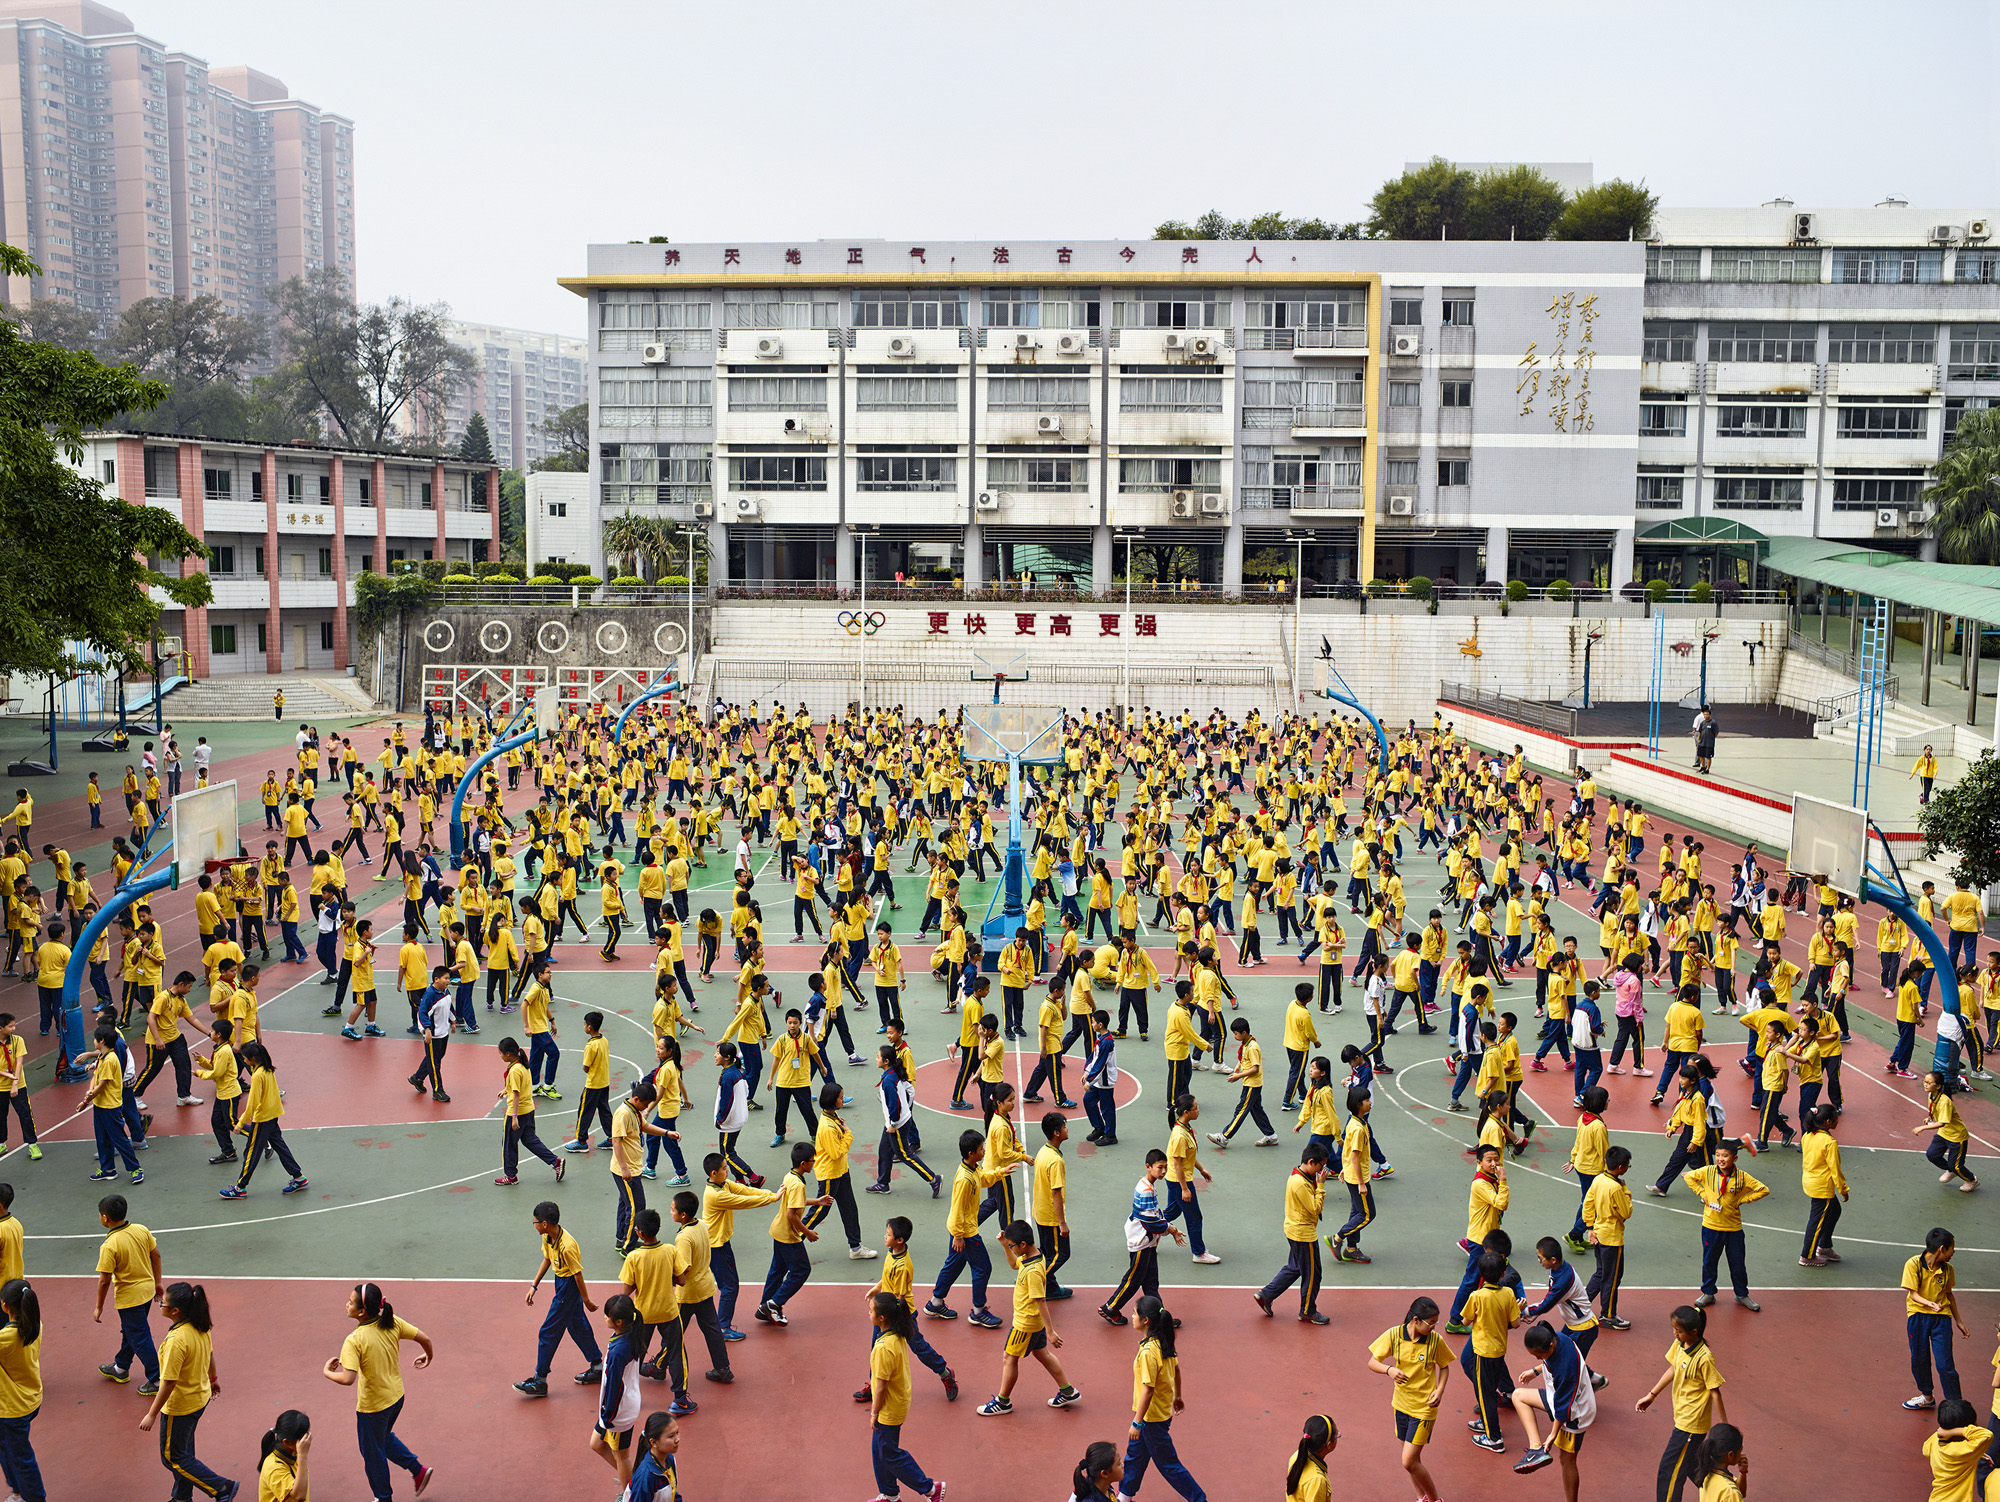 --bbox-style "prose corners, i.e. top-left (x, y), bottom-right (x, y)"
top-left (22, 1163), bottom-right (503, 1239)
top-left (1385, 1052), bottom-right (2000, 1258)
